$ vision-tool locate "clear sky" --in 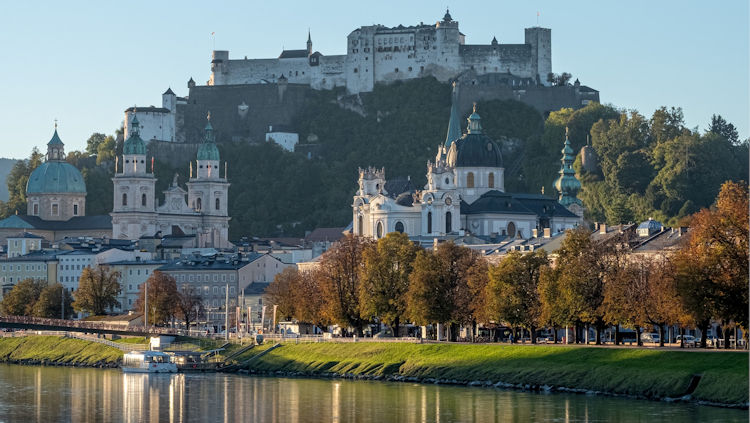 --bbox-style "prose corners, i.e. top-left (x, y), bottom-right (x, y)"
top-left (0, 1), bottom-right (747, 159)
